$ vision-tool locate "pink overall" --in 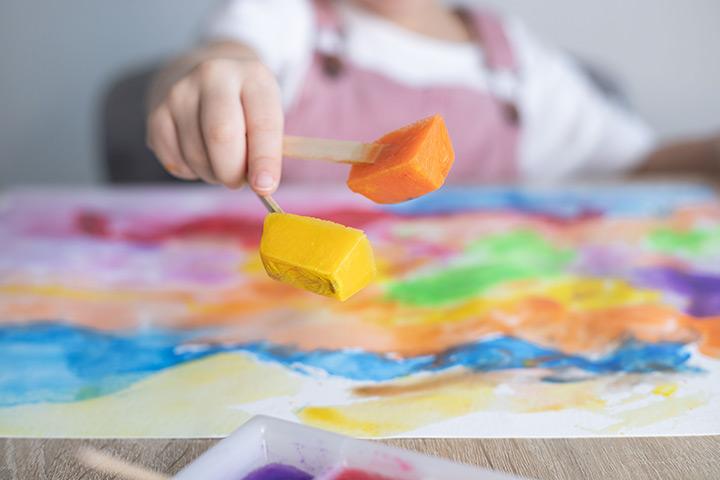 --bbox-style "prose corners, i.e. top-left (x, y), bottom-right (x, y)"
top-left (283, 1), bottom-right (522, 184)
